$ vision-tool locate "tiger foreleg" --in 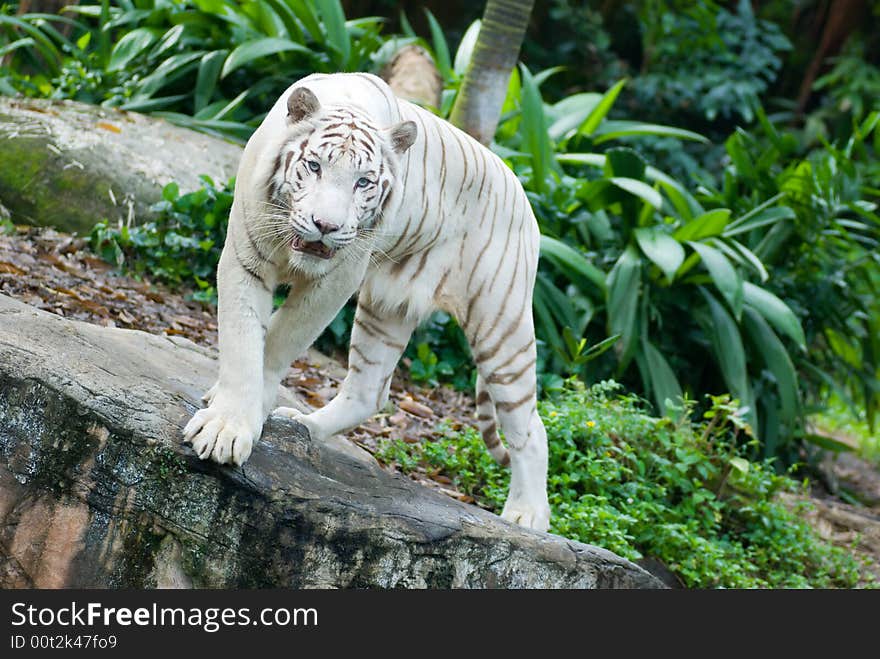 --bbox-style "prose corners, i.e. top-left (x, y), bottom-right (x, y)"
top-left (183, 236), bottom-right (274, 466)
top-left (274, 299), bottom-right (415, 441)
